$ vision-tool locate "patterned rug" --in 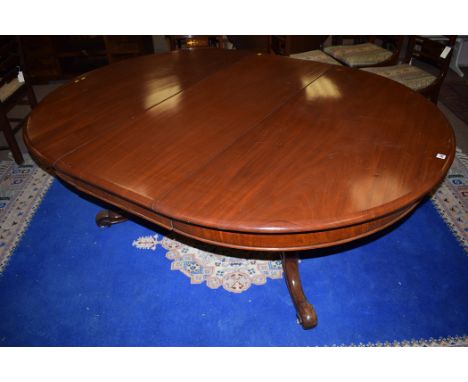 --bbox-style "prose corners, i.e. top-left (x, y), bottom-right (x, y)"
top-left (132, 235), bottom-right (284, 293)
top-left (431, 149), bottom-right (468, 251)
top-left (0, 155), bottom-right (52, 272)
top-left (0, 150), bottom-right (467, 346)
